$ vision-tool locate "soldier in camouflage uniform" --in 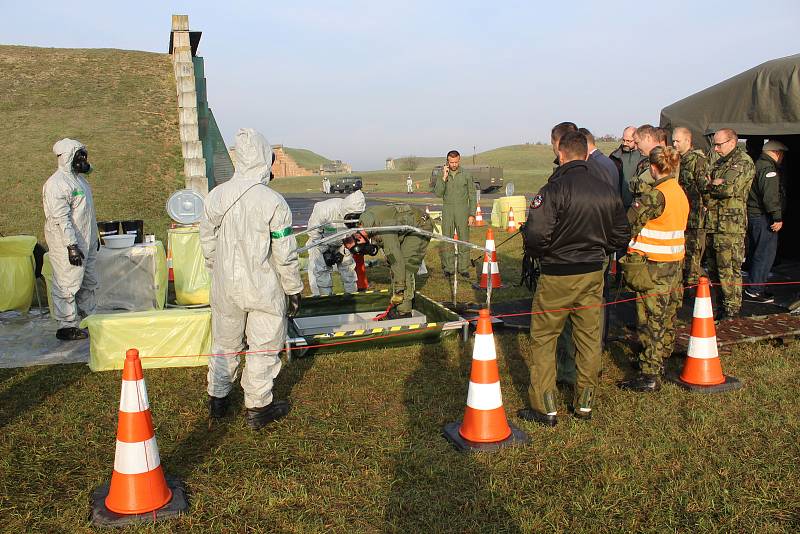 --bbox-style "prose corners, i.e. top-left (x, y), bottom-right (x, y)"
top-left (629, 125), bottom-right (668, 202)
top-left (703, 129), bottom-right (755, 319)
top-left (619, 146), bottom-right (689, 392)
top-left (672, 127), bottom-right (709, 285)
